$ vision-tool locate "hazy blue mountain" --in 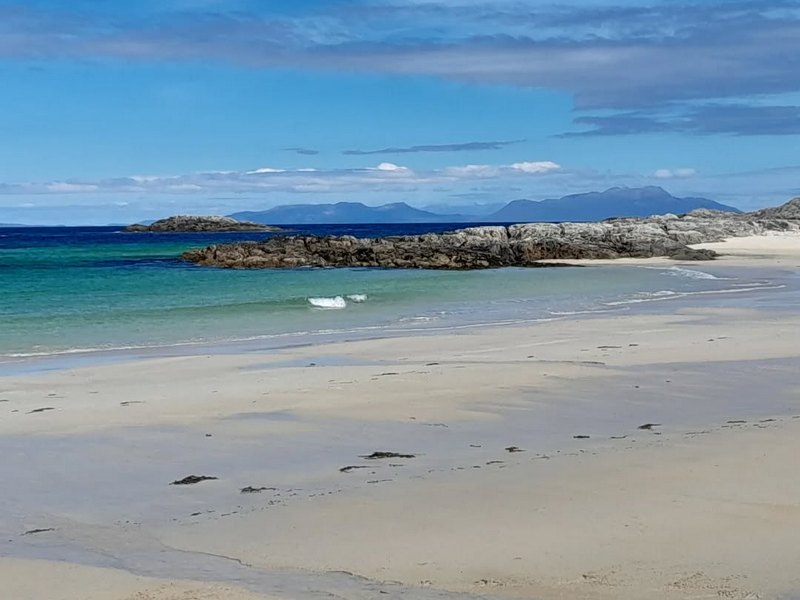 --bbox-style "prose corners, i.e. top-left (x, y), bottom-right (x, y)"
top-left (419, 201), bottom-right (507, 217)
top-left (231, 202), bottom-right (461, 224)
top-left (230, 188), bottom-right (739, 225)
top-left (487, 187), bottom-right (739, 222)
